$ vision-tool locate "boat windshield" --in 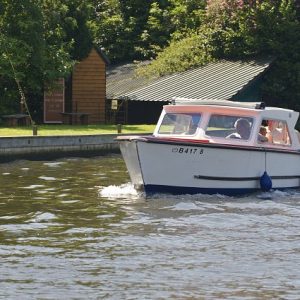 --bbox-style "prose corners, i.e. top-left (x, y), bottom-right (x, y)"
top-left (206, 114), bottom-right (254, 140)
top-left (158, 113), bottom-right (201, 135)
